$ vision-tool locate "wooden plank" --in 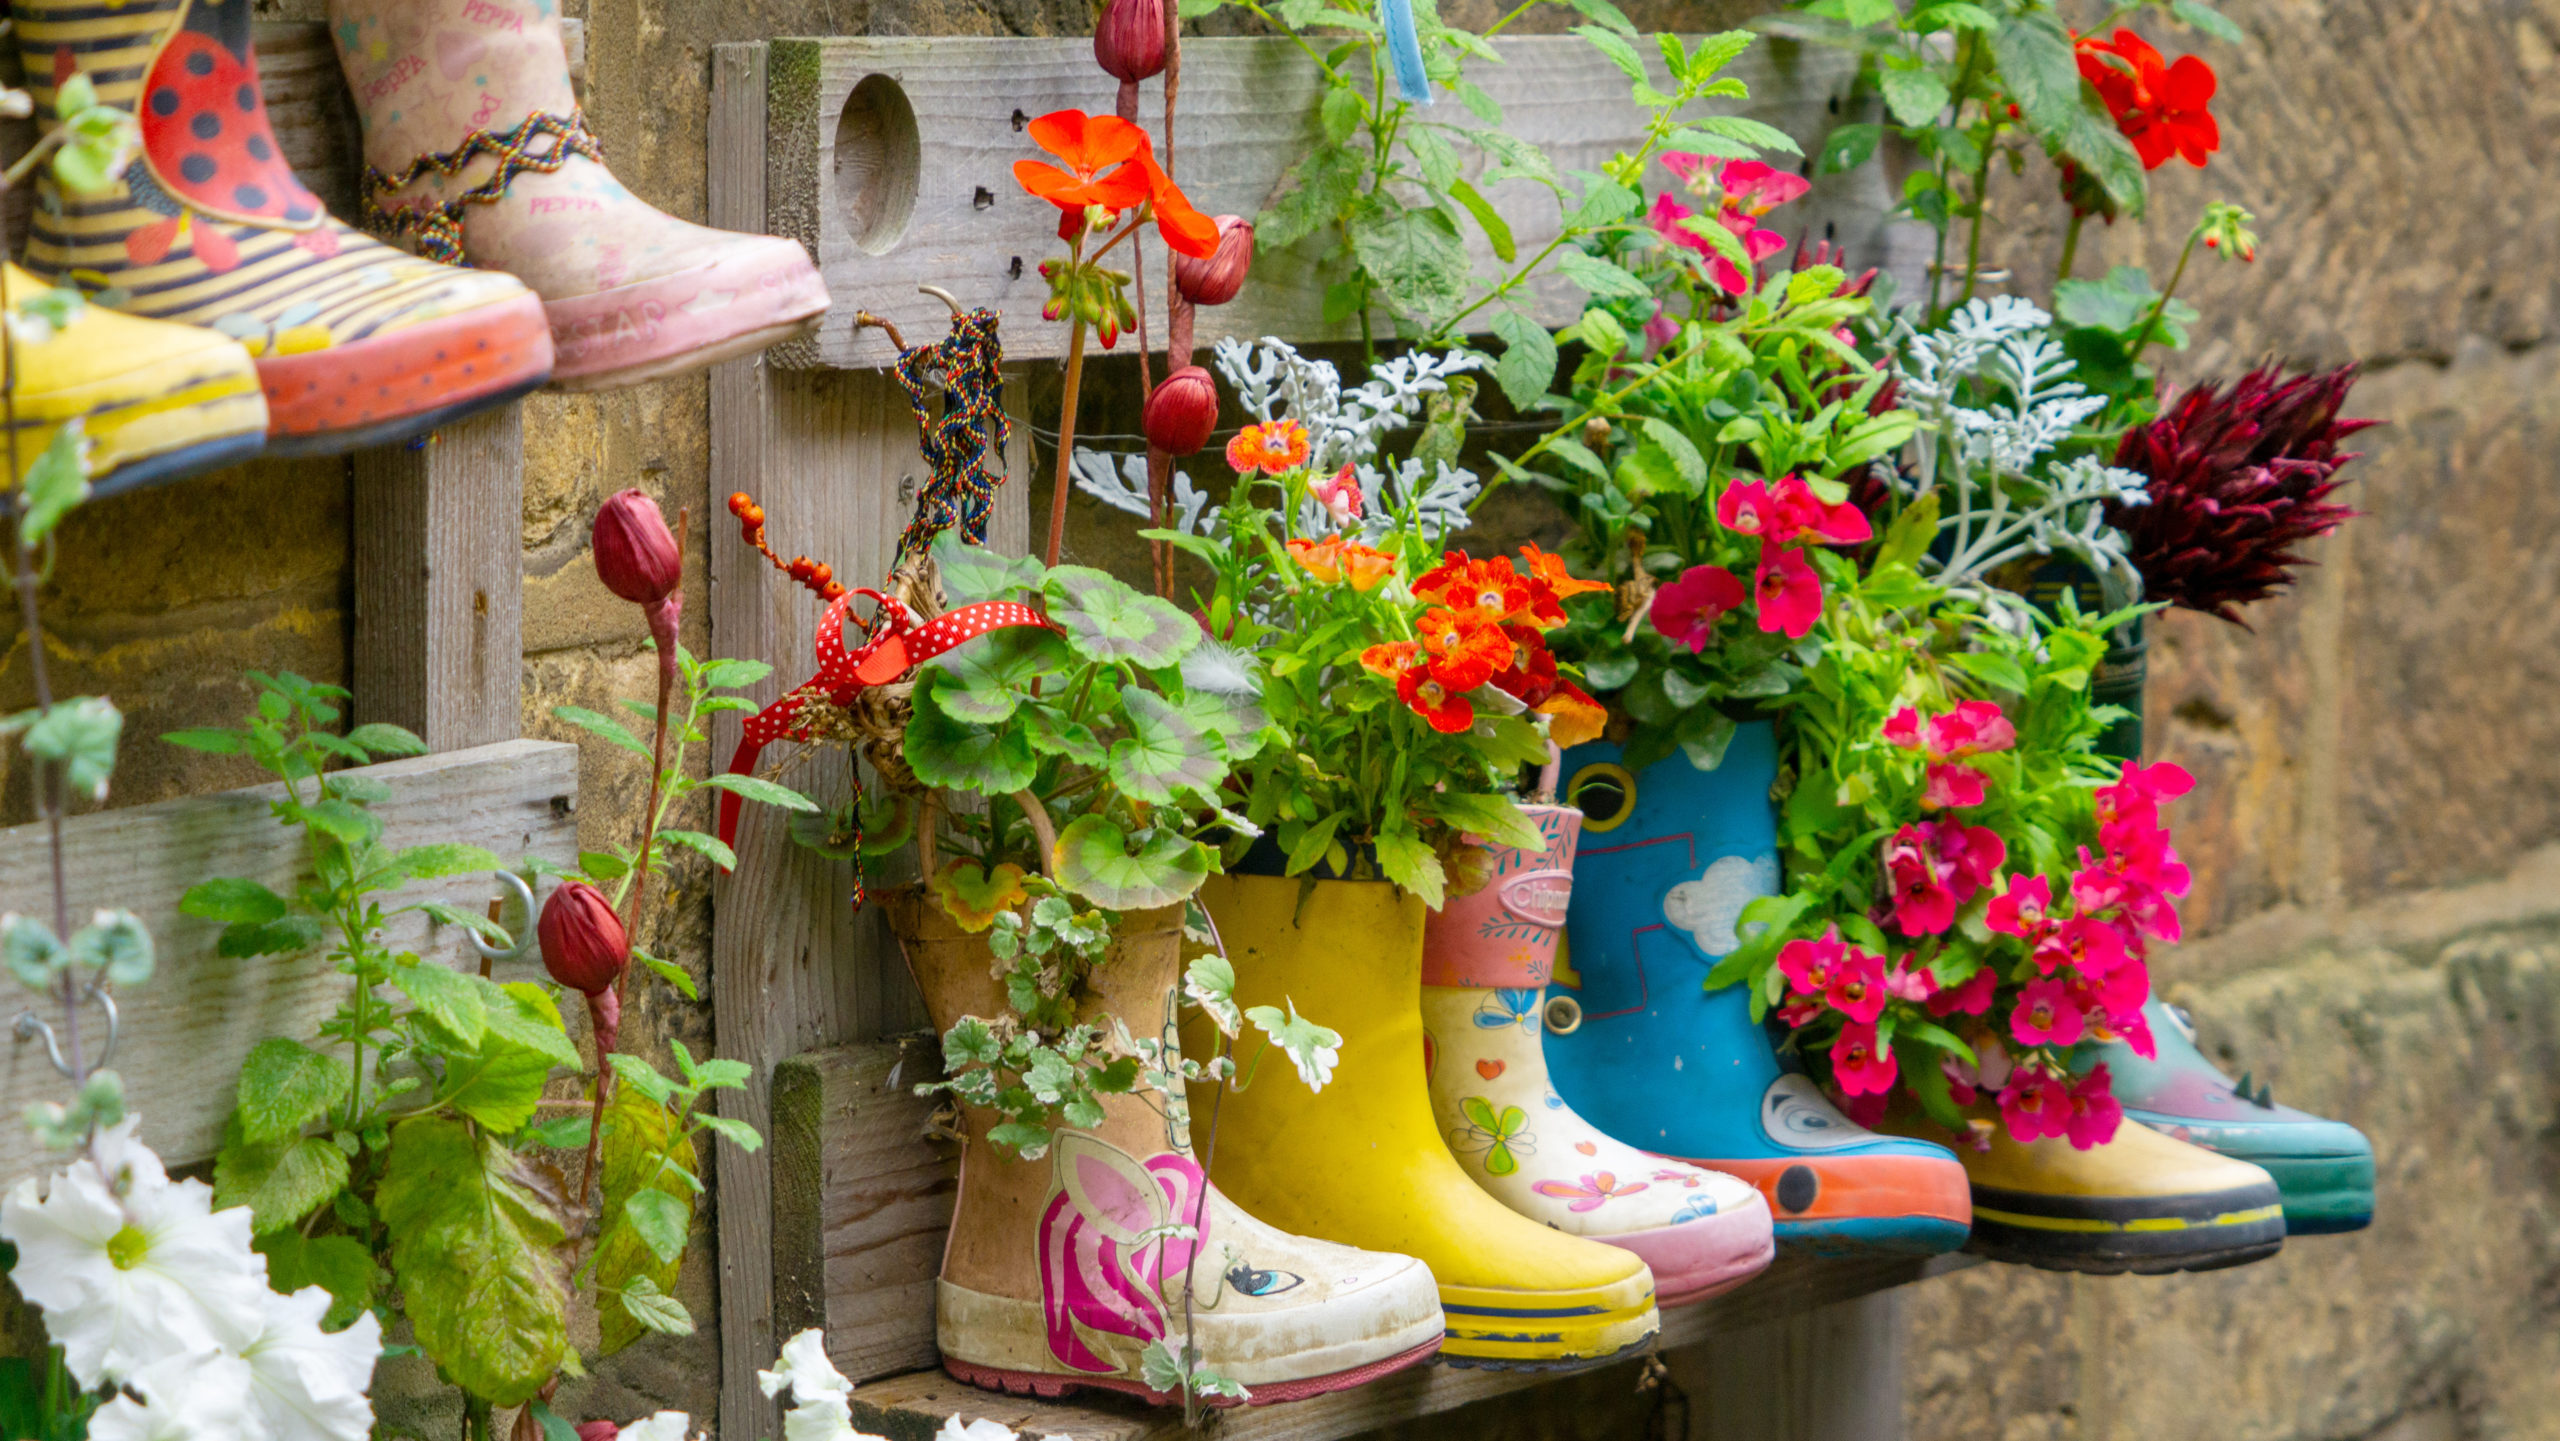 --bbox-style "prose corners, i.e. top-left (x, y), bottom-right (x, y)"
top-left (758, 35), bottom-right (1916, 369)
top-left (1670, 1289), bottom-right (1906, 1441)
top-left (775, 1036), bottom-right (1965, 1440)
top-left (0, 738), bottom-right (579, 1177)
top-left (351, 404), bottom-right (528, 751)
